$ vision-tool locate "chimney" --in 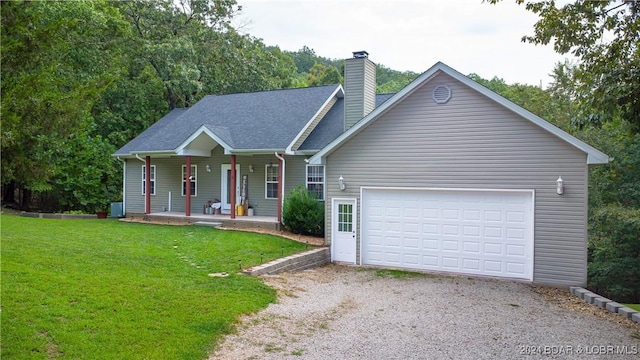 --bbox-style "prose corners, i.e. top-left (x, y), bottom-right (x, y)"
top-left (344, 50), bottom-right (376, 131)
